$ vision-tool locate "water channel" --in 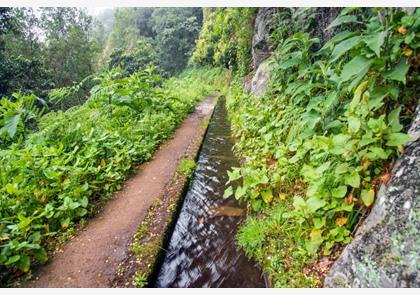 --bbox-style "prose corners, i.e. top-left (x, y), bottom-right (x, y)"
top-left (154, 98), bottom-right (265, 288)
